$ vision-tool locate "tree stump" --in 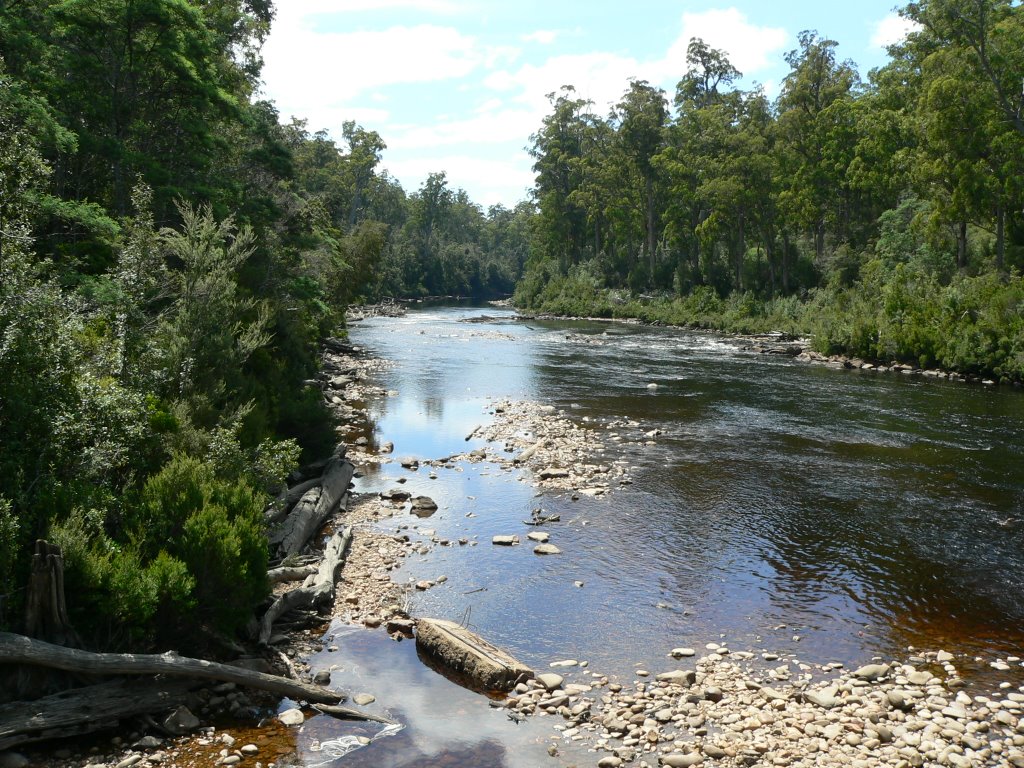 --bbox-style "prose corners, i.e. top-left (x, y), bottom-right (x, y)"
top-left (23, 540), bottom-right (79, 647)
